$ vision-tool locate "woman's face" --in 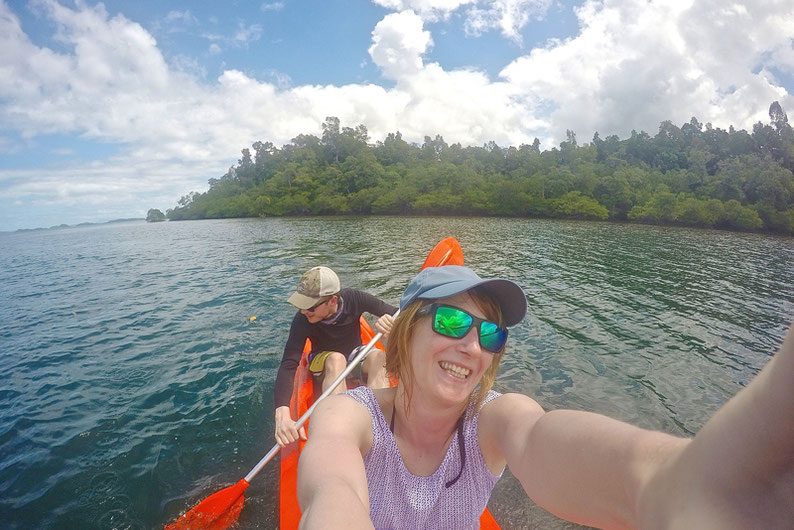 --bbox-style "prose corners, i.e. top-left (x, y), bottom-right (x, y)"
top-left (408, 292), bottom-right (496, 408)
